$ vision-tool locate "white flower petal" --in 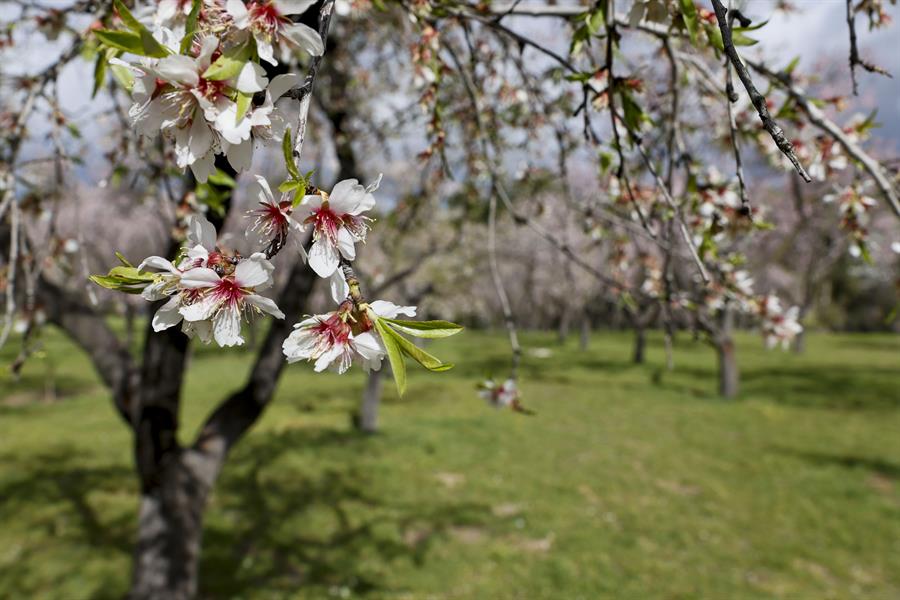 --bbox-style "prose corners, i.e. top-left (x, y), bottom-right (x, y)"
top-left (336, 227), bottom-right (356, 260)
top-left (245, 293), bottom-right (284, 319)
top-left (225, 139), bottom-right (253, 172)
top-left (213, 305), bottom-right (244, 347)
top-left (152, 296), bottom-right (183, 331)
top-left (138, 256), bottom-right (178, 273)
top-left (329, 268), bottom-right (349, 304)
top-left (226, 0), bottom-right (250, 27)
top-left (267, 73), bottom-right (300, 100)
top-left (308, 237), bottom-right (340, 278)
top-left (274, 0), bottom-right (317, 15)
top-left (180, 267), bottom-right (221, 288)
top-left (180, 294), bottom-right (220, 321)
top-left (234, 253), bottom-right (275, 288)
top-left (155, 55), bottom-right (199, 87)
top-left (236, 61), bottom-right (268, 94)
top-left (282, 23), bottom-right (324, 56)
top-left (369, 300), bottom-right (416, 319)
